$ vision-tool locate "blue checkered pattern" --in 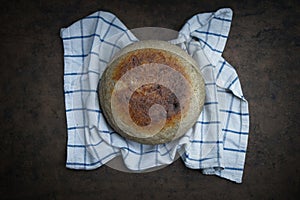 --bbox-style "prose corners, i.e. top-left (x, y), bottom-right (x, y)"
top-left (61, 8), bottom-right (249, 183)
